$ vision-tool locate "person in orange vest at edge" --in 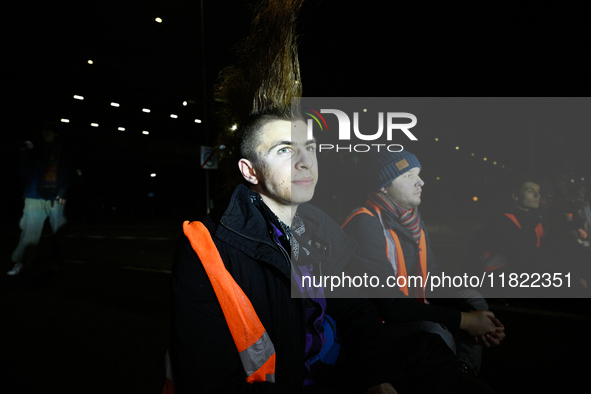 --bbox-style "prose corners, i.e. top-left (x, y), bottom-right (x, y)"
top-left (341, 150), bottom-right (506, 393)
top-left (468, 176), bottom-right (588, 296)
top-left (543, 173), bottom-right (590, 293)
top-left (468, 177), bottom-right (549, 278)
top-left (162, 1), bottom-right (459, 393)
